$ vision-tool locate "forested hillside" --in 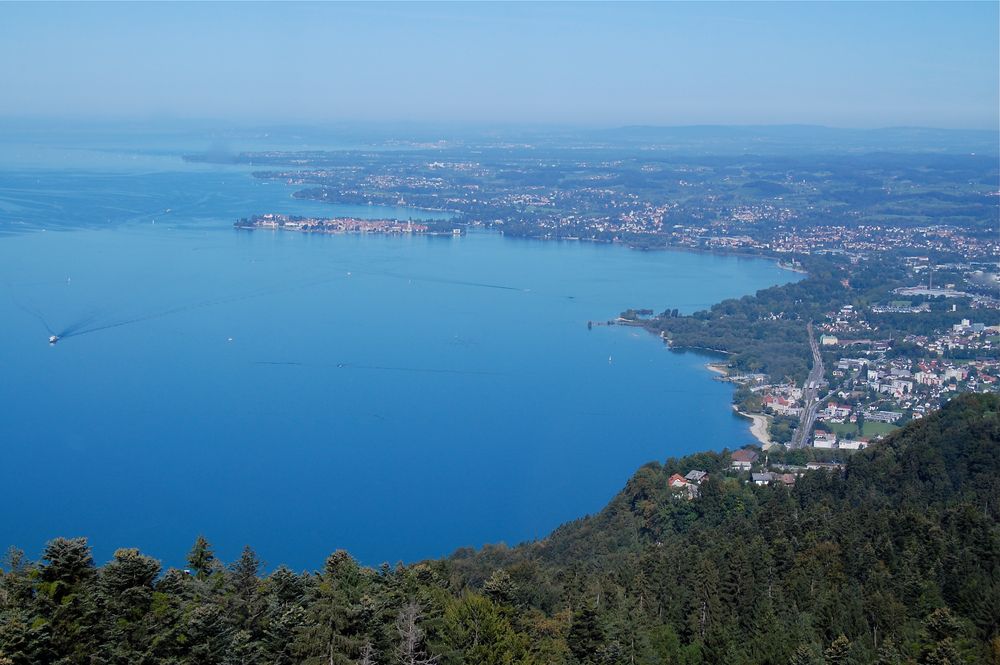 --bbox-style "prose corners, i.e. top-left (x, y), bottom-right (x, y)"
top-left (1, 394), bottom-right (997, 664)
